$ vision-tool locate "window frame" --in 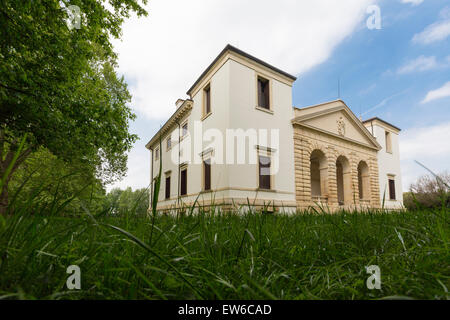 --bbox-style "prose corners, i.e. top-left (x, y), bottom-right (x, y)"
top-left (258, 154), bottom-right (272, 190)
top-left (203, 158), bottom-right (211, 192)
top-left (202, 83), bottom-right (212, 119)
top-left (385, 130), bottom-right (393, 154)
top-left (180, 166), bottom-right (188, 196)
top-left (181, 122), bottom-right (188, 139)
top-left (154, 147), bottom-right (160, 161)
top-left (388, 178), bottom-right (396, 200)
top-left (166, 136), bottom-right (172, 151)
top-left (256, 75), bottom-right (272, 112)
top-left (165, 174), bottom-right (171, 200)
